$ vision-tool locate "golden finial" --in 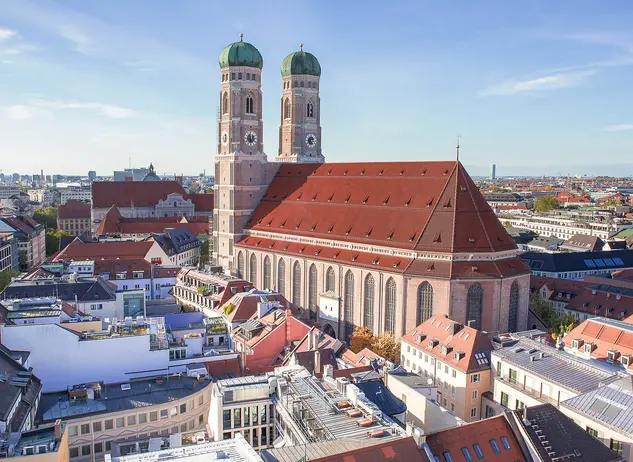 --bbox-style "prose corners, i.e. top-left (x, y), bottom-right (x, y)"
top-left (239, 33), bottom-right (244, 41)
top-left (300, 43), bottom-right (304, 51)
